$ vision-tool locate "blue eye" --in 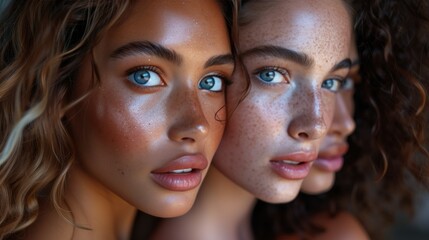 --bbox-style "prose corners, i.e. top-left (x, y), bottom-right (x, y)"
top-left (322, 78), bottom-right (342, 92)
top-left (127, 69), bottom-right (163, 87)
top-left (341, 77), bottom-right (354, 91)
top-left (199, 76), bottom-right (223, 92)
top-left (256, 69), bottom-right (287, 84)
